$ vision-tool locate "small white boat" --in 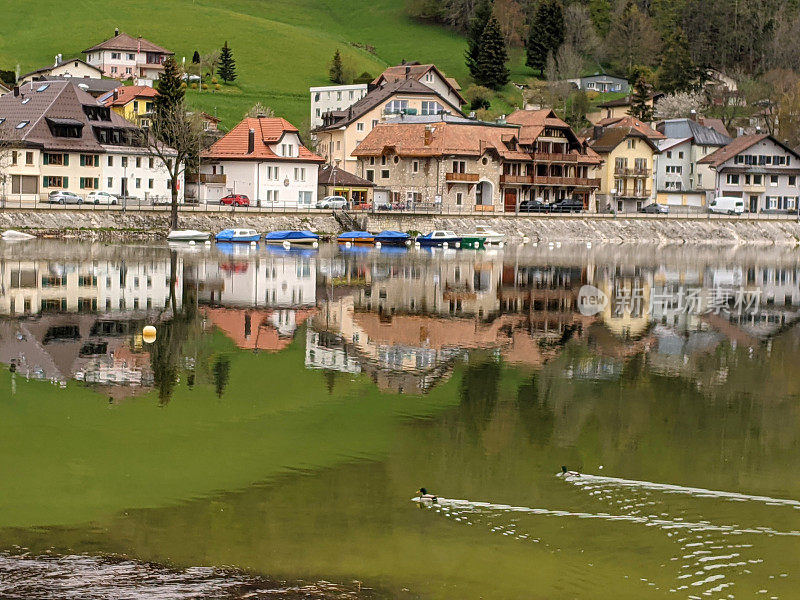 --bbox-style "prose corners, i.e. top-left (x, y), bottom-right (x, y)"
top-left (466, 224), bottom-right (505, 244)
top-left (167, 229), bottom-right (211, 242)
top-left (1, 230), bottom-right (35, 241)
